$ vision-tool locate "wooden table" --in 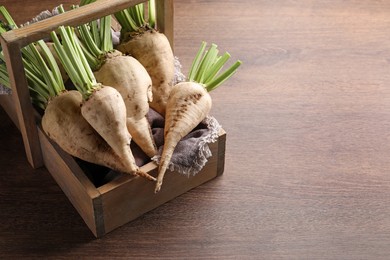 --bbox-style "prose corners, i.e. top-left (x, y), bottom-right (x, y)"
top-left (1, 0), bottom-right (390, 258)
